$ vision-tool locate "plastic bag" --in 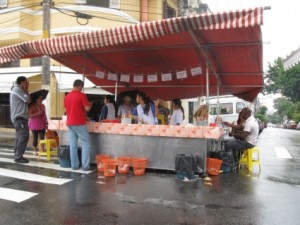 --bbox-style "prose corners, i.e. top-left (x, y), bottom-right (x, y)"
top-left (220, 151), bottom-right (235, 166)
top-left (58, 145), bottom-right (71, 168)
top-left (175, 154), bottom-right (203, 179)
top-left (58, 146), bottom-right (82, 168)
